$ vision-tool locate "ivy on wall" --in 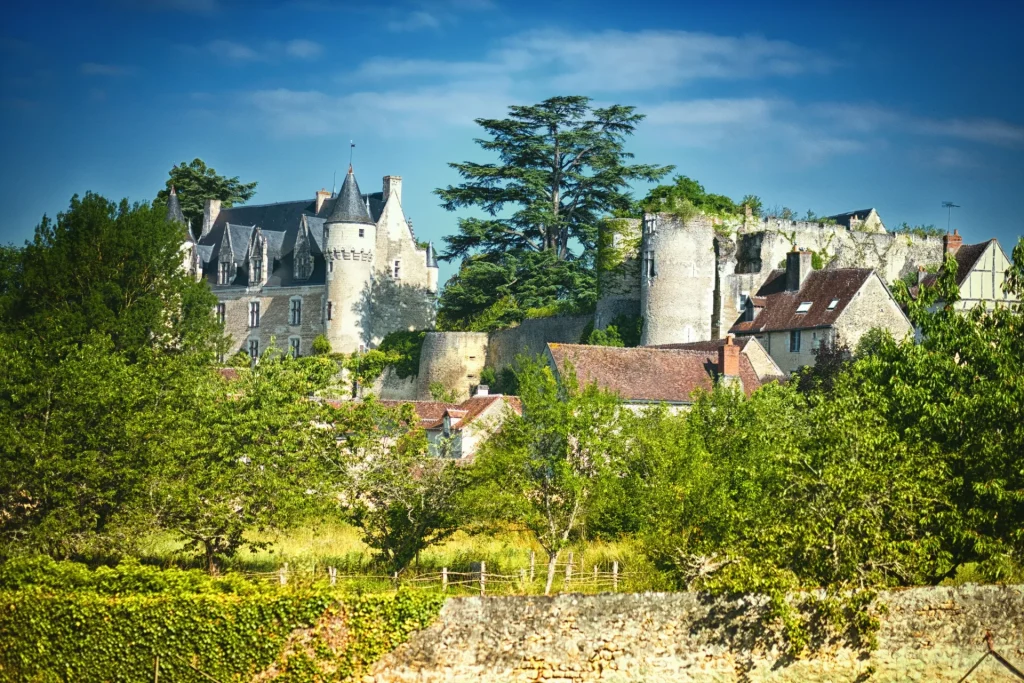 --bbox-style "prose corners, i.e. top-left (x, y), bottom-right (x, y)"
top-left (0, 558), bottom-right (443, 682)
